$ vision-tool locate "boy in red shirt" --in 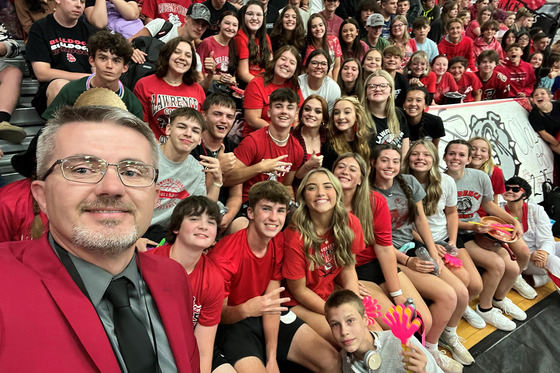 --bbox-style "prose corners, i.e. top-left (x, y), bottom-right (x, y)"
top-left (437, 18), bottom-right (476, 71)
top-left (208, 181), bottom-right (340, 372)
top-left (476, 50), bottom-right (513, 100)
top-left (496, 43), bottom-right (536, 97)
top-left (449, 56), bottom-right (482, 102)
